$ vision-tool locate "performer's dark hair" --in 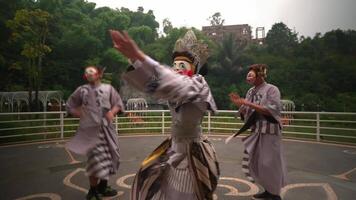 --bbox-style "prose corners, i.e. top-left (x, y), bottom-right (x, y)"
top-left (248, 64), bottom-right (268, 78)
top-left (172, 51), bottom-right (197, 71)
